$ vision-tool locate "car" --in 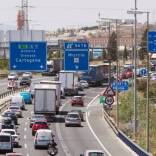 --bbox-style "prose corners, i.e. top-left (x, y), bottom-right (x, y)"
top-left (0, 116), bottom-right (16, 129)
top-left (150, 72), bottom-right (156, 80)
top-left (10, 94), bottom-right (25, 110)
top-left (8, 106), bottom-right (22, 118)
top-left (32, 121), bottom-right (49, 136)
top-left (79, 80), bottom-right (89, 88)
top-left (20, 91), bottom-right (32, 104)
top-left (2, 110), bottom-right (18, 125)
top-left (0, 133), bottom-right (13, 153)
top-left (6, 153), bottom-right (23, 156)
top-left (70, 109), bottom-right (84, 121)
top-left (80, 150), bottom-right (105, 156)
top-left (8, 72), bottom-right (18, 80)
top-left (29, 114), bottom-right (47, 128)
top-left (22, 72), bottom-right (32, 78)
top-left (19, 76), bottom-right (31, 86)
top-left (71, 96), bottom-right (84, 106)
top-left (34, 129), bottom-right (54, 149)
top-left (7, 79), bottom-right (18, 90)
top-left (65, 112), bottom-right (81, 127)
top-left (1, 129), bottom-right (20, 147)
